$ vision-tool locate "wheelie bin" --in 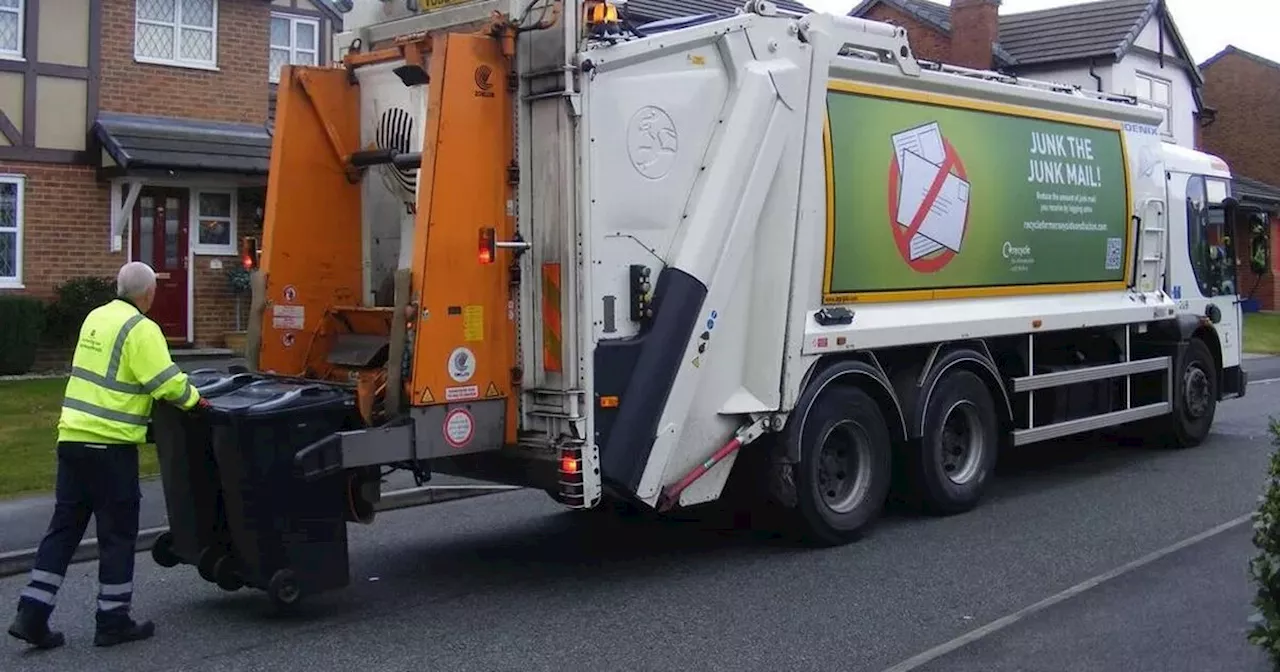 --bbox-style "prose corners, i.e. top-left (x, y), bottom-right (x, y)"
top-left (206, 379), bottom-right (358, 609)
top-left (149, 369), bottom-right (260, 587)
